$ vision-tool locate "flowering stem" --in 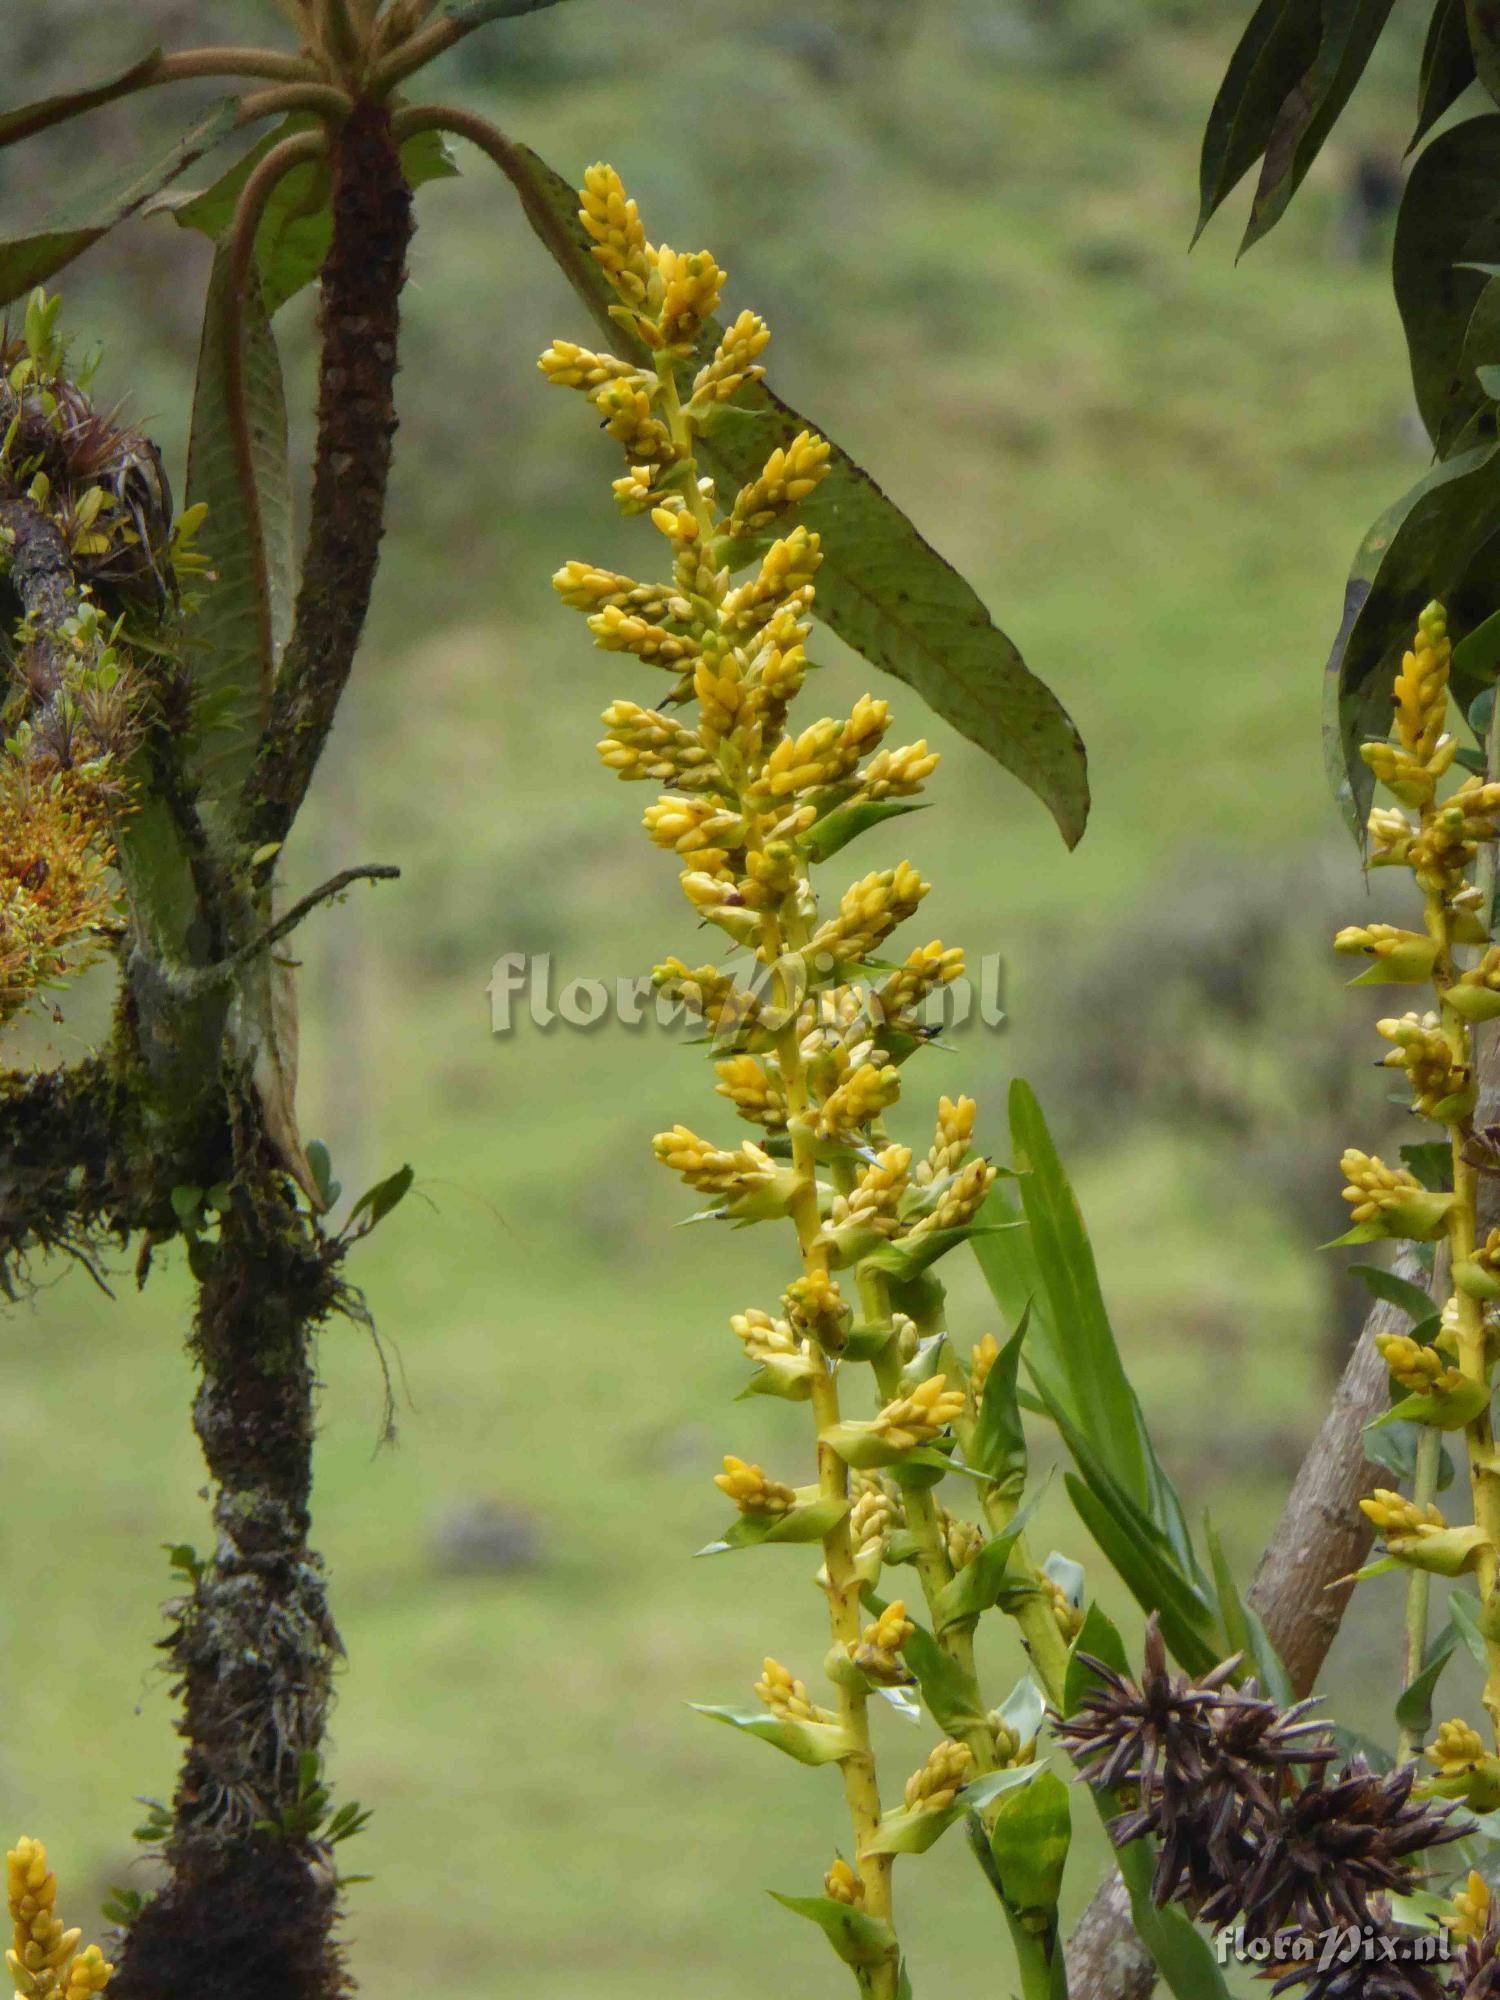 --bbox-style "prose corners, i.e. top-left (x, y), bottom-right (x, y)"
top-left (1396, 1421), bottom-right (1440, 1763)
